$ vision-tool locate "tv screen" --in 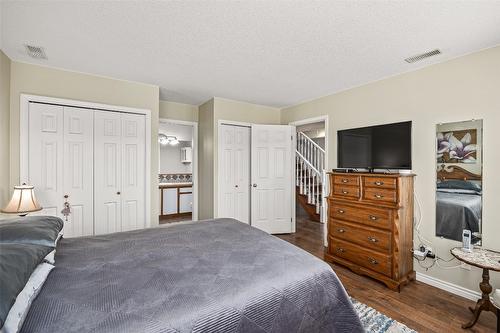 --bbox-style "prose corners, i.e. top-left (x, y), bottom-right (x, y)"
top-left (337, 121), bottom-right (412, 170)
